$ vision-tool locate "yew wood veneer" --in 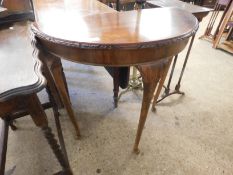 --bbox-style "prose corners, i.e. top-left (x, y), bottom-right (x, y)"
top-left (31, 0), bottom-right (198, 153)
